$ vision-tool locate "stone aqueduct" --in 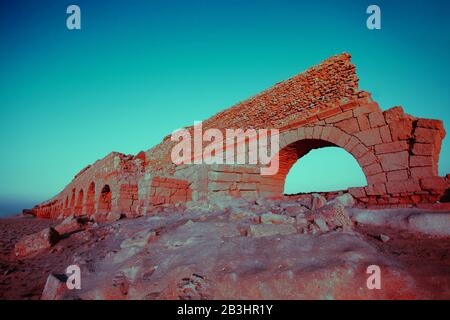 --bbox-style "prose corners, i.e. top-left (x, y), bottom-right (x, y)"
top-left (32, 54), bottom-right (449, 218)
